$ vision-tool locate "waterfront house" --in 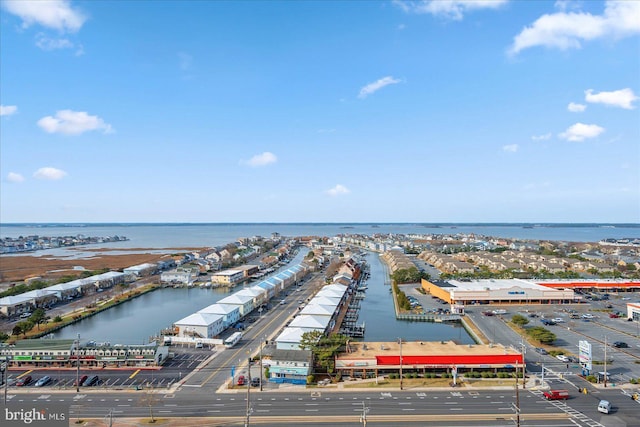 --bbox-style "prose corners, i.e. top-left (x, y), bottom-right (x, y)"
top-left (174, 312), bottom-right (225, 339)
top-left (217, 293), bottom-right (254, 317)
top-left (197, 303), bottom-right (241, 328)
